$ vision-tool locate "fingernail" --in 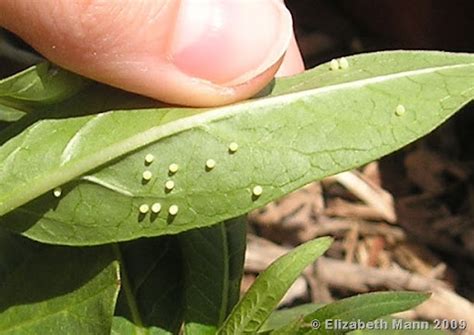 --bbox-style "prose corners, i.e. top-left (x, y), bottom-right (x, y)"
top-left (169, 0), bottom-right (292, 86)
